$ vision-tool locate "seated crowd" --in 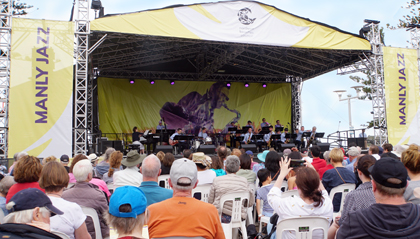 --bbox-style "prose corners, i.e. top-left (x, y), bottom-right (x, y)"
top-left (0, 142), bottom-right (420, 239)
